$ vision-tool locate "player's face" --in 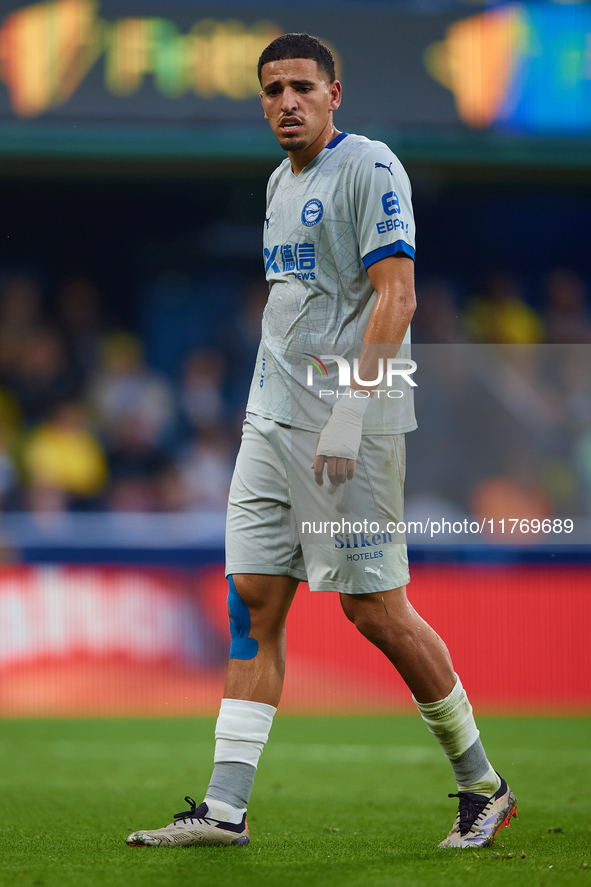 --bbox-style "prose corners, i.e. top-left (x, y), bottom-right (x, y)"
top-left (260, 58), bottom-right (341, 156)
